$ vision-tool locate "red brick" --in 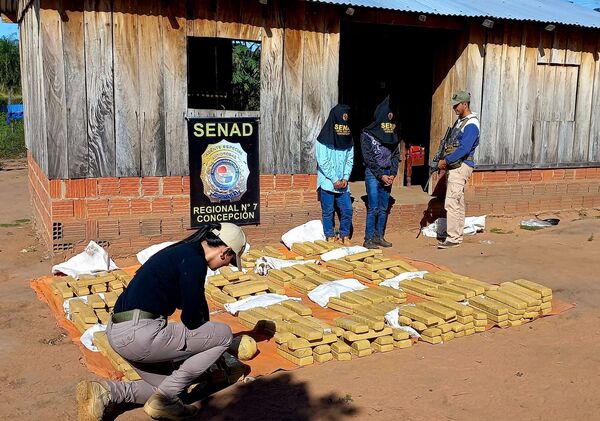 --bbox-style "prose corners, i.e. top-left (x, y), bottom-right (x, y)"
top-left (482, 171), bottom-right (507, 183)
top-left (285, 191), bottom-right (303, 207)
top-left (119, 219), bottom-right (141, 237)
top-left (152, 197), bottom-right (172, 214)
top-left (86, 220), bottom-right (98, 239)
top-left (61, 221), bottom-right (86, 242)
top-left (85, 179), bottom-right (98, 197)
top-left (162, 217), bottom-right (183, 234)
top-left (563, 169), bottom-right (576, 180)
top-left (292, 174), bottom-right (311, 190)
top-left (119, 178), bottom-right (141, 196)
top-left (518, 170), bottom-right (531, 182)
top-left (163, 177), bottom-right (183, 195)
top-left (87, 200), bottom-right (110, 217)
top-left (574, 169), bottom-right (587, 180)
top-left (183, 177), bottom-right (190, 194)
top-left (303, 191), bottom-right (318, 204)
top-left (506, 171), bottom-right (519, 182)
top-left (267, 192), bottom-right (286, 208)
top-left (65, 179), bottom-right (87, 198)
top-left (141, 219), bottom-right (162, 236)
top-left (49, 180), bottom-right (63, 199)
top-left (52, 200), bottom-right (74, 218)
top-left (260, 174), bottom-right (275, 192)
top-left (97, 178), bottom-right (120, 196)
top-left (260, 192), bottom-right (269, 207)
top-left (541, 170), bottom-right (554, 182)
top-left (530, 170), bottom-right (543, 182)
top-left (142, 177), bottom-right (161, 196)
top-left (97, 220), bottom-right (119, 239)
top-left (131, 199), bottom-right (152, 214)
top-left (73, 200), bottom-right (87, 218)
top-left (552, 169), bottom-right (565, 180)
top-left (172, 197), bottom-right (190, 213)
top-left (109, 198), bottom-right (131, 216)
top-left (275, 174), bottom-right (292, 190)
top-left (309, 174), bottom-right (318, 190)
top-left (585, 168), bottom-right (599, 179)
top-left (471, 171), bottom-right (484, 185)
